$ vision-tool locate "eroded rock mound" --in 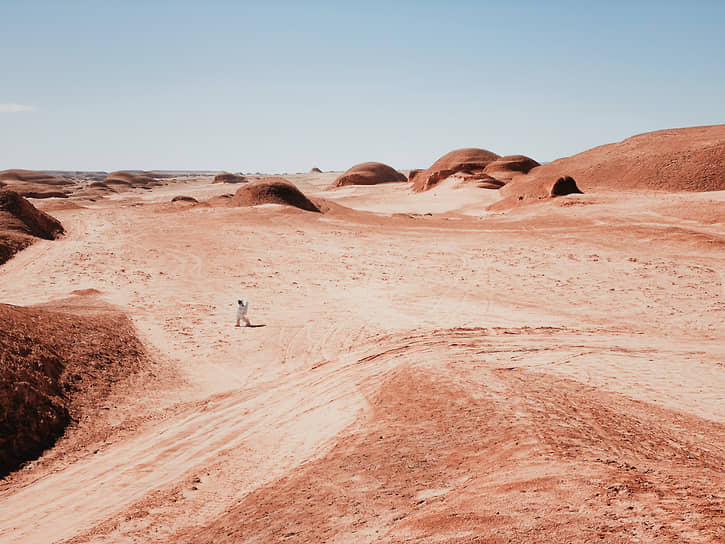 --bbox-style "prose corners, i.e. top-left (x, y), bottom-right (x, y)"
top-left (333, 162), bottom-right (407, 187)
top-left (467, 173), bottom-right (506, 189)
top-left (206, 194), bottom-right (234, 206)
top-left (488, 174), bottom-right (584, 210)
top-left (213, 172), bottom-right (248, 184)
top-left (412, 148), bottom-right (501, 191)
top-left (229, 178), bottom-right (320, 212)
top-left (0, 169), bottom-right (74, 199)
top-left (0, 190), bottom-right (64, 264)
top-left (407, 169), bottom-right (424, 182)
top-left (103, 171), bottom-right (165, 190)
top-left (171, 195), bottom-right (199, 203)
top-left (484, 155), bottom-right (540, 179)
top-left (515, 125), bottom-right (725, 193)
top-left (310, 167), bottom-right (322, 173)
top-left (72, 180), bottom-right (123, 201)
top-left (0, 298), bottom-right (148, 477)
top-left (88, 181), bottom-right (116, 191)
